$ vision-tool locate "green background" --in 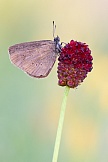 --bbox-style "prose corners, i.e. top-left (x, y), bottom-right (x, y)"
top-left (0, 0), bottom-right (108, 161)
